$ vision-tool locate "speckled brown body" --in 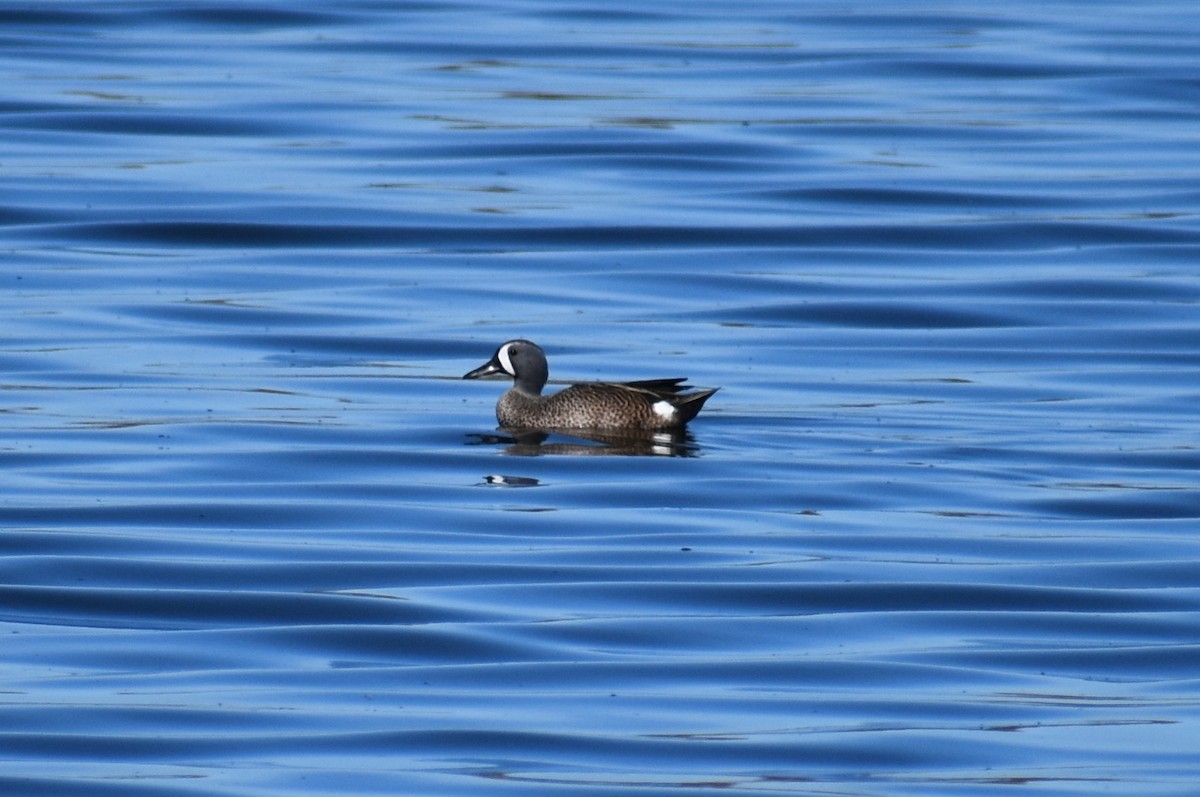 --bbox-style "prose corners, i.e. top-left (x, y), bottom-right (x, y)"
top-left (497, 379), bottom-right (716, 431)
top-left (465, 340), bottom-right (718, 431)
